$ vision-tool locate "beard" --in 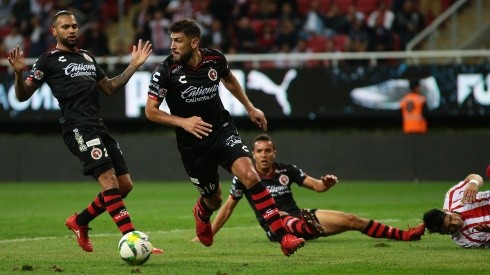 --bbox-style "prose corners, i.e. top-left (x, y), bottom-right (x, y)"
top-left (173, 50), bottom-right (192, 64)
top-left (58, 36), bottom-right (77, 49)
